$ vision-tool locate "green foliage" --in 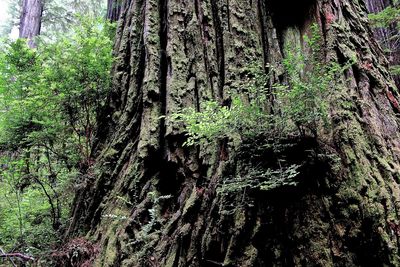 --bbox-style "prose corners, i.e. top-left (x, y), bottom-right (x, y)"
top-left (41, 0), bottom-right (107, 38)
top-left (141, 193), bottom-right (172, 235)
top-left (368, 1), bottom-right (400, 77)
top-left (368, 4), bottom-right (400, 28)
top-left (0, 16), bottom-right (113, 256)
top-left (171, 24), bottom-right (348, 198)
top-left (0, 39), bottom-right (42, 147)
top-left (278, 24), bottom-right (346, 137)
top-left (171, 95), bottom-right (271, 146)
top-left (0, 0), bottom-right (108, 39)
top-left (172, 24), bottom-right (346, 146)
top-left (0, 153), bottom-right (66, 254)
top-left (0, 16), bottom-right (113, 155)
top-left (390, 64), bottom-right (400, 75)
top-left (217, 164), bottom-right (300, 195)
